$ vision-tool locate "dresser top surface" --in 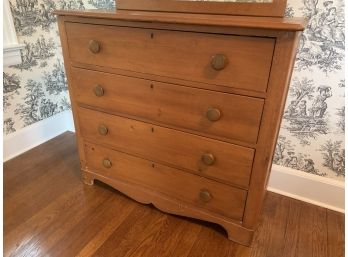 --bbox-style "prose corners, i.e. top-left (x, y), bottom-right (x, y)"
top-left (54, 9), bottom-right (307, 31)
